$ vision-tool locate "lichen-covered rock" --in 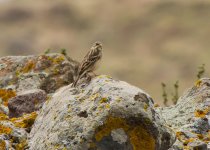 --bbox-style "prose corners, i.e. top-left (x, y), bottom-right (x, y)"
top-left (29, 75), bottom-right (176, 150)
top-left (8, 89), bottom-right (47, 118)
top-left (0, 54), bottom-right (79, 93)
top-left (157, 78), bottom-right (210, 149)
